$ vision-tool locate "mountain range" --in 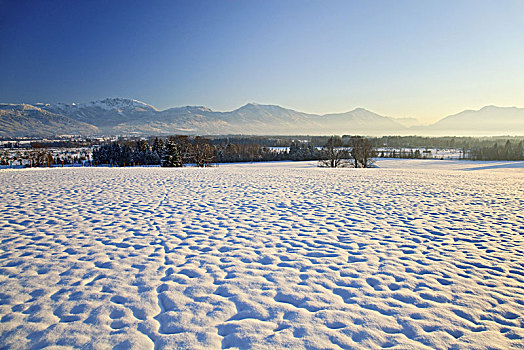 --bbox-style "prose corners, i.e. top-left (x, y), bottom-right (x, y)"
top-left (1, 98), bottom-right (523, 137)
